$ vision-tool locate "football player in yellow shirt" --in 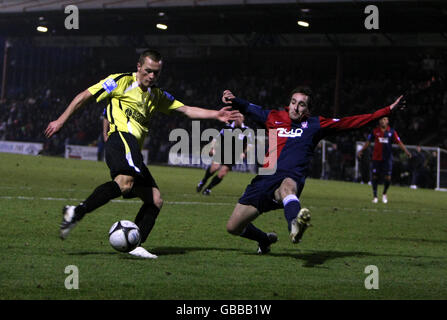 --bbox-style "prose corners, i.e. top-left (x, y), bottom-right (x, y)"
top-left (45, 49), bottom-right (238, 259)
